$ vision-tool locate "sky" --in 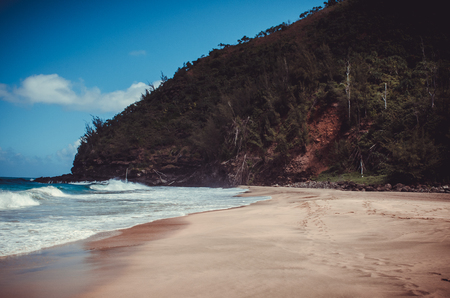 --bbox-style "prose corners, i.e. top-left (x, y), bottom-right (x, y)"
top-left (0, 0), bottom-right (323, 178)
